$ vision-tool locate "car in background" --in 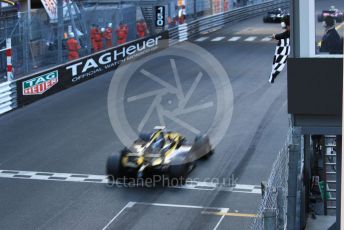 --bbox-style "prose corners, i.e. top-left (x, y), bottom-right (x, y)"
top-left (263, 8), bottom-right (288, 23)
top-left (317, 6), bottom-right (344, 22)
